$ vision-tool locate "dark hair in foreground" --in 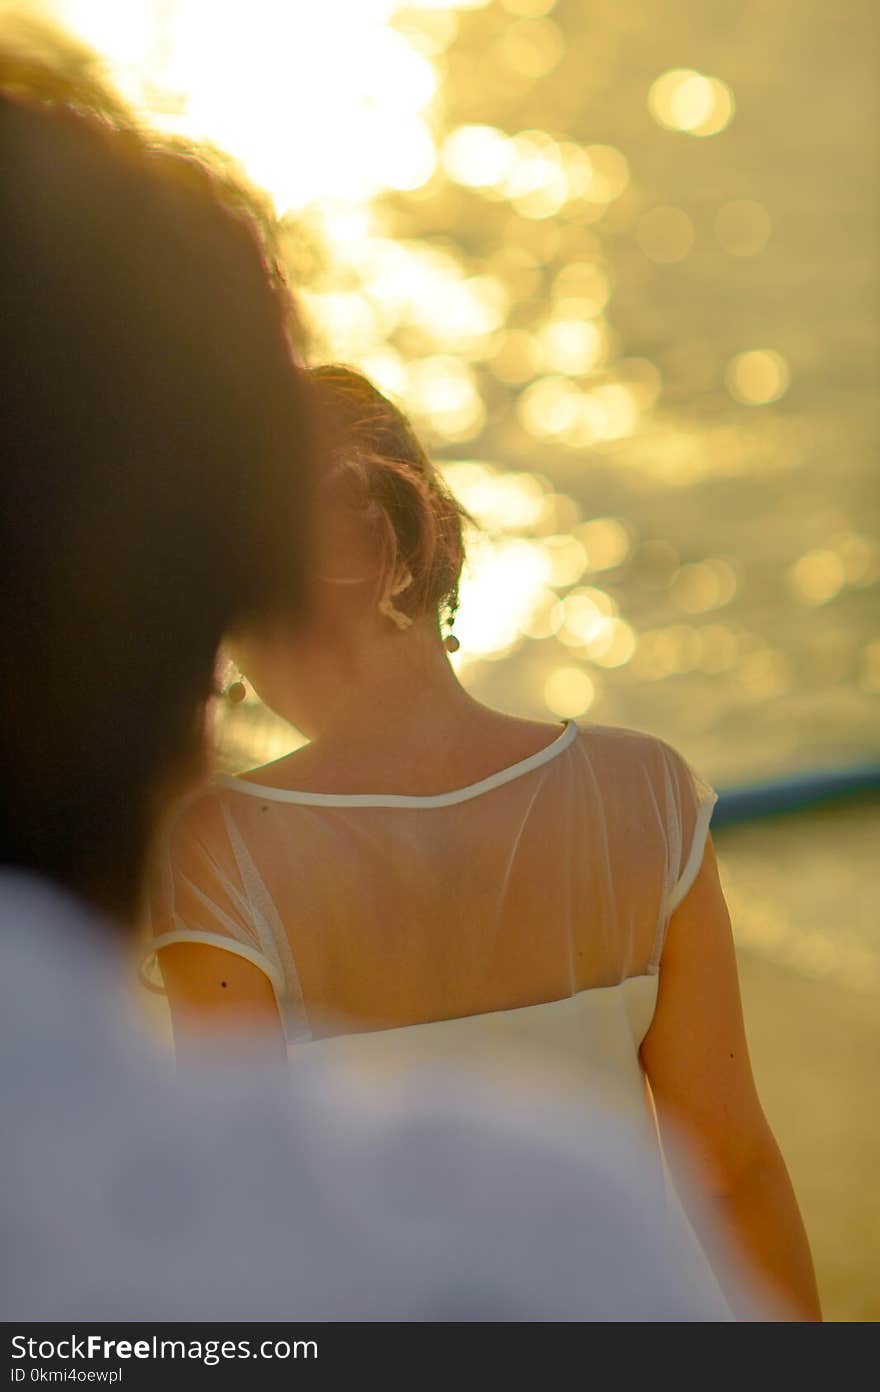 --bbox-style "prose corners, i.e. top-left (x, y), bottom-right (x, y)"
top-left (0, 30), bottom-right (314, 922)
